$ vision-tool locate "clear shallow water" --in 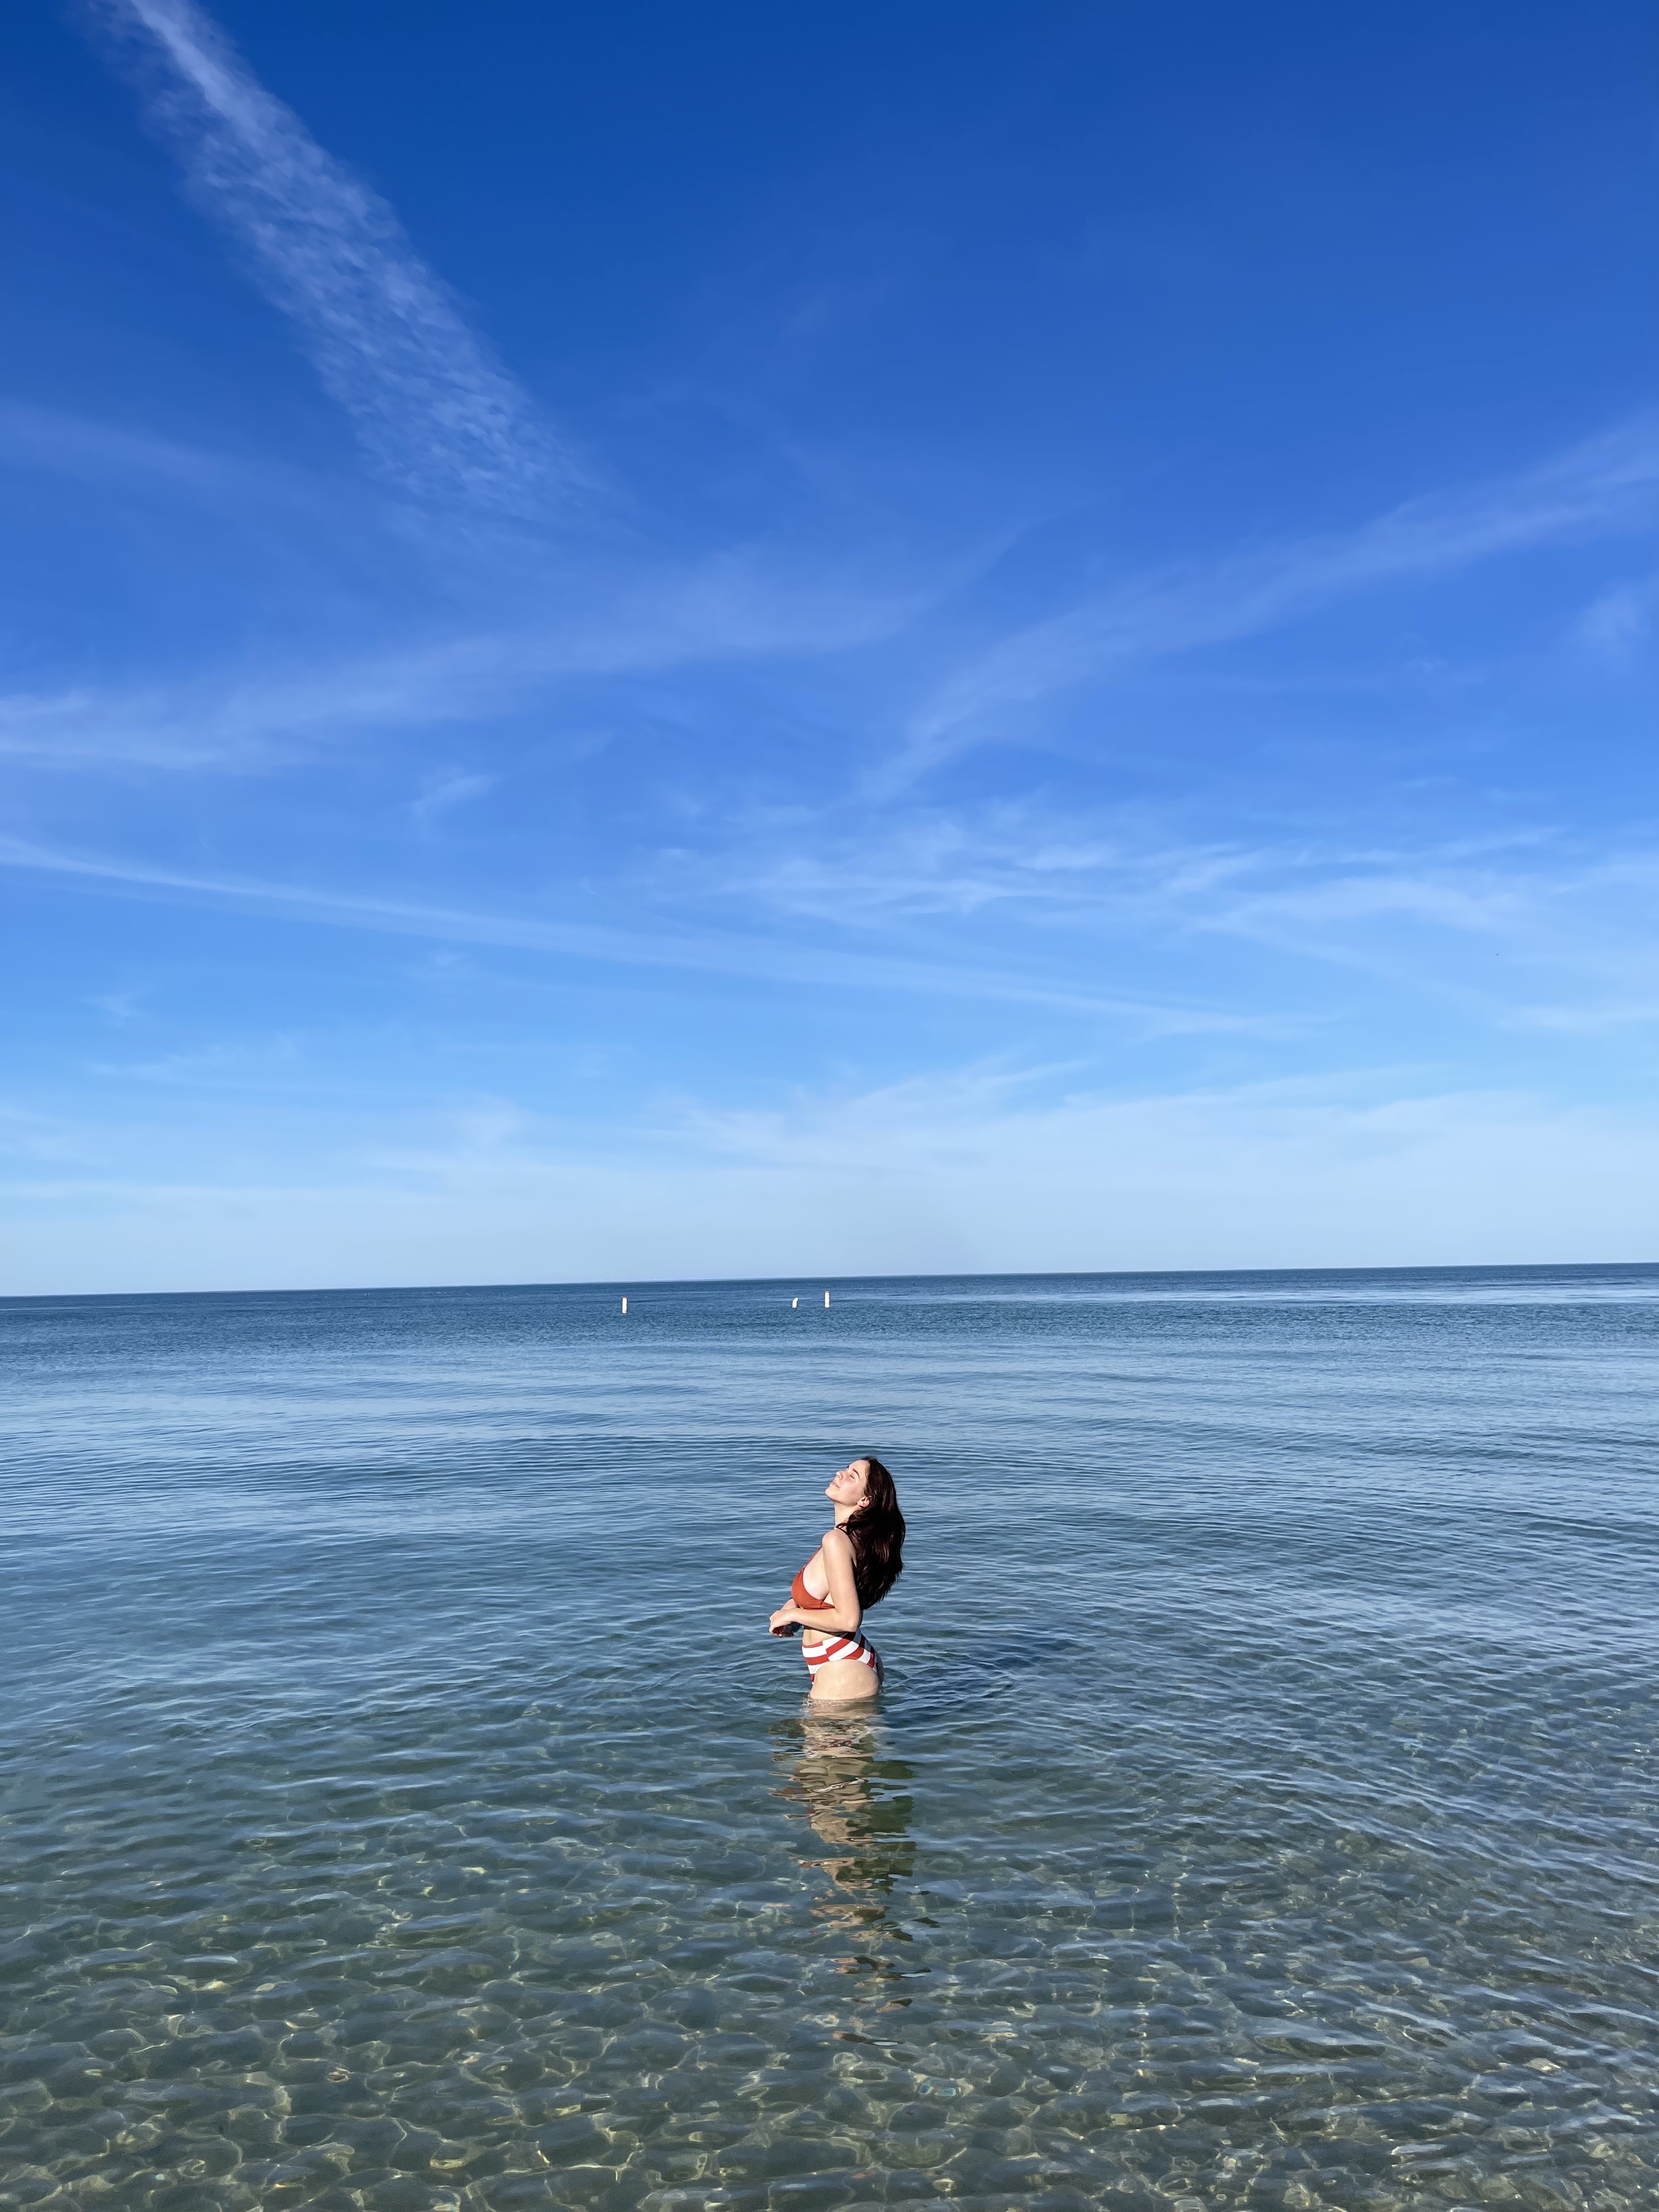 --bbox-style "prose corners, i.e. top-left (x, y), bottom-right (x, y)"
top-left (3, 1265), bottom-right (1657, 2212)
